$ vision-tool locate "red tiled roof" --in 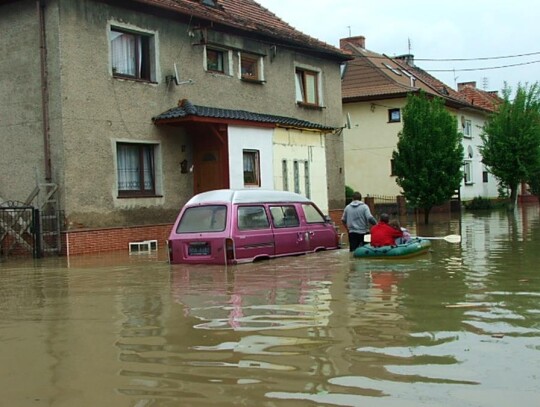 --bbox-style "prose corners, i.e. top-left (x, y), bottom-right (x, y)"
top-left (132, 0), bottom-right (350, 60)
top-left (458, 84), bottom-right (502, 112)
top-left (341, 39), bottom-right (478, 109)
